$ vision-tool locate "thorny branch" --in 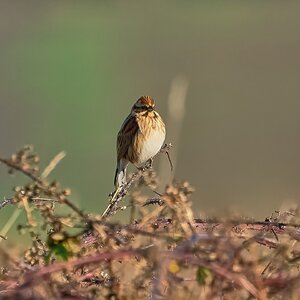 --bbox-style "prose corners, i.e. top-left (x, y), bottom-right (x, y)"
top-left (19, 249), bottom-right (260, 297)
top-left (79, 218), bottom-right (299, 256)
top-left (21, 249), bottom-right (139, 286)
